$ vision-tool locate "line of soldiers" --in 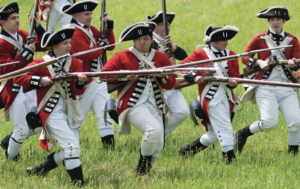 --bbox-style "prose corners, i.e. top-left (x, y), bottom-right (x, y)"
top-left (1, 1), bottom-right (300, 185)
